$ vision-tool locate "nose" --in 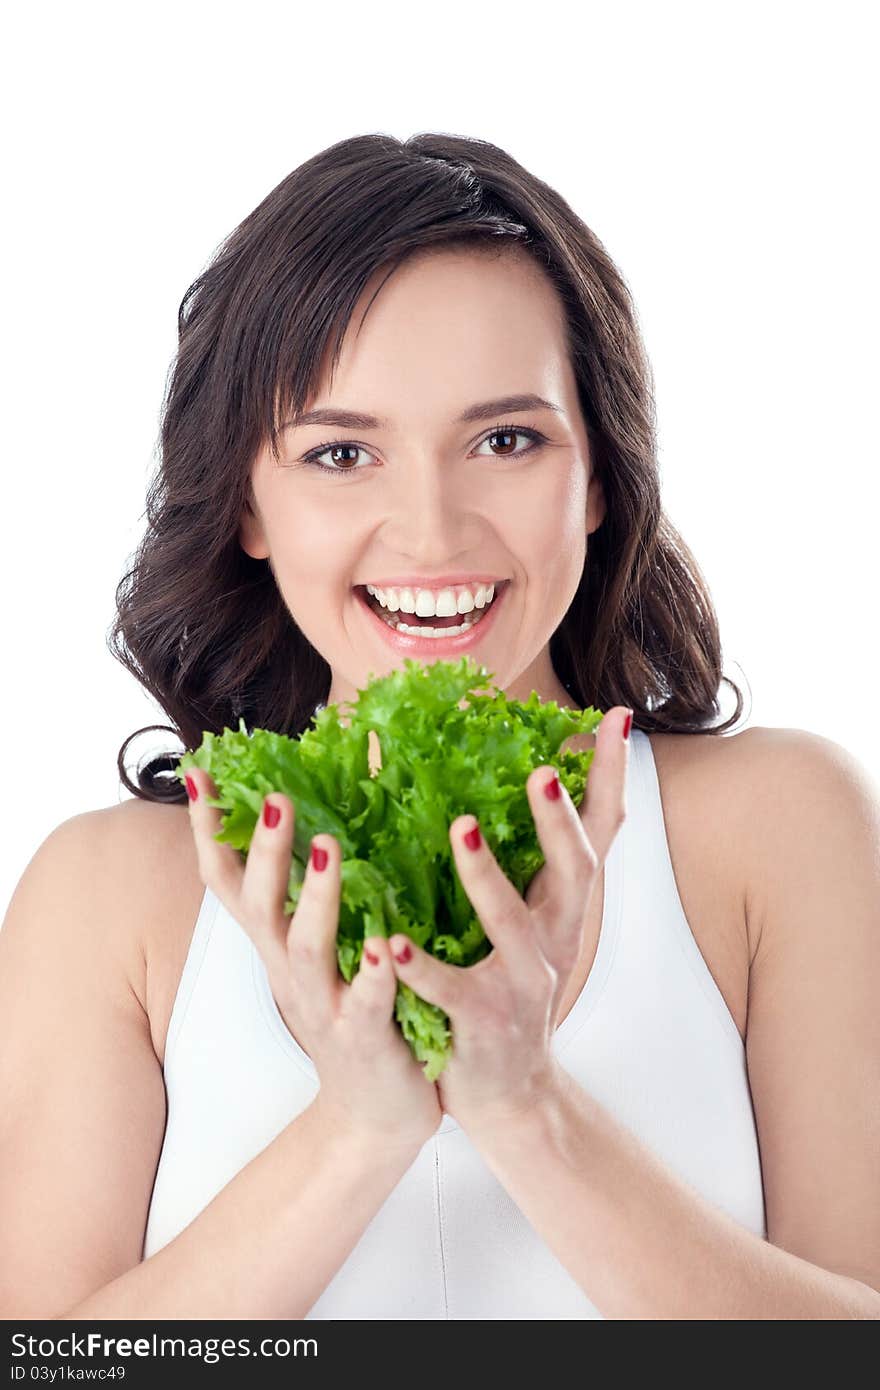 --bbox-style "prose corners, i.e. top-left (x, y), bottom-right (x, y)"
top-left (376, 450), bottom-right (485, 566)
